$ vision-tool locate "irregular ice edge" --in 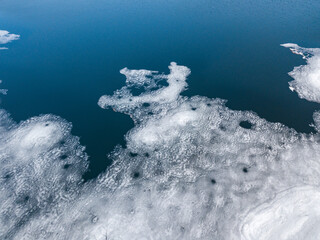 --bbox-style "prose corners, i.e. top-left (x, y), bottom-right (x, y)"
top-left (98, 62), bottom-right (191, 111)
top-left (281, 43), bottom-right (320, 103)
top-left (0, 30), bottom-right (20, 49)
top-left (2, 42), bottom-right (320, 239)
